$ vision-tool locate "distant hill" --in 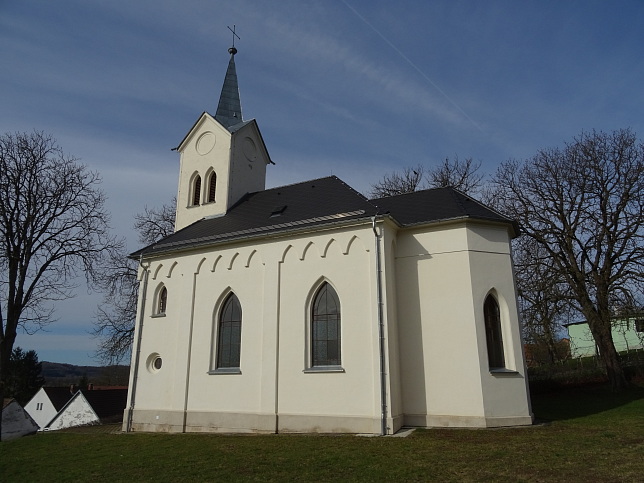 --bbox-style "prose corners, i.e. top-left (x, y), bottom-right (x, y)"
top-left (42, 362), bottom-right (129, 387)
